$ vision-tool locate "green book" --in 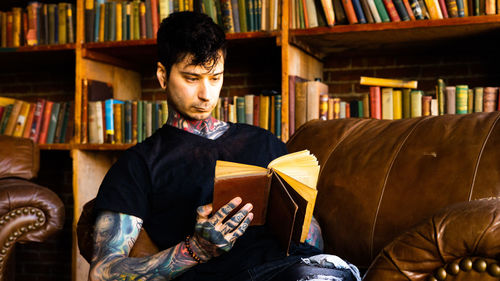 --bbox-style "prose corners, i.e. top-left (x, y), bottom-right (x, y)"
top-left (104, 2), bottom-right (109, 41)
top-left (46, 102), bottom-right (61, 144)
top-left (298, 0), bottom-right (305, 29)
top-left (59, 101), bottom-right (71, 143)
top-left (48, 4), bottom-right (56, 44)
top-left (358, 99), bottom-right (364, 118)
top-left (110, 1), bottom-right (116, 41)
top-left (137, 100), bottom-right (143, 143)
top-left (410, 90), bottom-right (422, 118)
top-left (402, 88), bottom-right (411, 118)
top-left (247, 0), bottom-right (254, 31)
top-left (122, 2), bottom-right (128, 40)
top-left (236, 96), bottom-right (246, 123)
top-left (455, 85), bottom-right (468, 114)
top-left (134, 1), bottom-right (140, 40)
top-left (238, 0), bottom-right (247, 32)
top-left (474, 87), bottom-right (483, 113)
top-left (437, 78), bottom-right (445, 116)
top-left (373, 0), bottom-right (391, 22)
